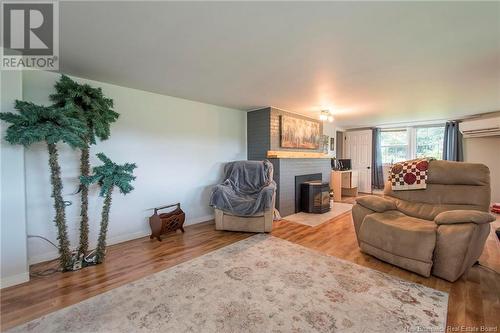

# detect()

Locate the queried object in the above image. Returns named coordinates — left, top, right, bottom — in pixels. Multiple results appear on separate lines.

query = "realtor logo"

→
left=1, top=1, right=59, bottom=70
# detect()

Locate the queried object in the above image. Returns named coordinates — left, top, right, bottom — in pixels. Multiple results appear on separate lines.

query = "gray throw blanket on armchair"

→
left=209, top=160, right=276, bottom=216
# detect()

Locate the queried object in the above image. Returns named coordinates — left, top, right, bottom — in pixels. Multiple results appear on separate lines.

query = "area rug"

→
left=9, top=235, right=448, bottom=333
left=284, top=202, right=353, bottom=227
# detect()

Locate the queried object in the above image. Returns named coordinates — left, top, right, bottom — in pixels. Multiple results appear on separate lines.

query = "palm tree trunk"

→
left=47, top=143, right=72, bottom=271
left=96, top=187, right=113, bottom=264
left=77, top=146, right=90, bottom=256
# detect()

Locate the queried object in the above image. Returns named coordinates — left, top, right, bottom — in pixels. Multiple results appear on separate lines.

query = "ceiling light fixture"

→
left=320, top=109, right=334, bottom=122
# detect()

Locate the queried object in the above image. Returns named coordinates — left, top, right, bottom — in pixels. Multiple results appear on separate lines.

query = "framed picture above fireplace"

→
left=280, top=116, right=320, bottom=149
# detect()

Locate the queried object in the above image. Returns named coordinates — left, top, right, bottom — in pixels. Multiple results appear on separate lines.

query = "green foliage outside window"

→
left=381, top=130, right=408, bottom=164
left=380, top=126, right=445, bottom=164
left=416, top=126, right=445, bottom=160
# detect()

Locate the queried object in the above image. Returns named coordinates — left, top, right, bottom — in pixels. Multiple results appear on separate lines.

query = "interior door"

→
left=344, top=130, right=373, bottom=193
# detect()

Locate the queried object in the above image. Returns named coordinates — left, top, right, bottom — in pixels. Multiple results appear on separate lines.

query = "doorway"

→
left=344, top=130, right=373, bottom=193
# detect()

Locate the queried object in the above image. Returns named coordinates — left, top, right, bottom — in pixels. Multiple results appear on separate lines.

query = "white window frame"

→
left=381, top=124, right=444, bottom=167
left=414, top=124, right=446, bottom=160
left=380, top=128, right=410, bottom=166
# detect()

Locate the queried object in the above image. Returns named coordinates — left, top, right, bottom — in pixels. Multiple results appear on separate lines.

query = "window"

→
left=380, top=129, right=408, bottom=164
left=415, top=126, right=445, bottom=160
left=381, top=125, right=445, bottom=164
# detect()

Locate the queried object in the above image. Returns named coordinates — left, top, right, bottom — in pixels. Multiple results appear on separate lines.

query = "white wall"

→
left=464, top=136, right=500, bottom=203
left=22, top=71, right=247, bottom=264
left=1, top=71, right=29, bottom=288
left=323, top=121, right=342, bottom=158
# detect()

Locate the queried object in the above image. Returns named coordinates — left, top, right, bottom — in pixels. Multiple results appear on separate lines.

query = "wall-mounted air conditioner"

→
left=459, top=116, right=500, bottom=138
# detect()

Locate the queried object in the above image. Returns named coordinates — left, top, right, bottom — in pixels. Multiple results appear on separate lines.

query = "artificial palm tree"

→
left=50, top=75, right=119, bottom=256
left=0, top=101, right=86, bottom=270
left=80, top=153, right=136, bottom=263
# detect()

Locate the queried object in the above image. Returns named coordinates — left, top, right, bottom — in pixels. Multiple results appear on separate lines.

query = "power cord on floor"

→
left=27, top=235, right=59, bottom=250
left=30, top=265, right=61, bottom=277
left=27, top=235, right=62, bottom=277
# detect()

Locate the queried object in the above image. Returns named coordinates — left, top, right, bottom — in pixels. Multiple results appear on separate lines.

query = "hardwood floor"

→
left=273, top=213, right=500, bottom=331
left=0, top=223, right=253, bottom=331
left=1, top=208, right=499, bottom=331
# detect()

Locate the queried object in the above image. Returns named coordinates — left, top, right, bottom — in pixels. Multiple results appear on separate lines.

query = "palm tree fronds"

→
left=82, top=153, right=136, bottom=264
left=0, top=99, right=85, bottom=271
left=81, top=153, right=137, bottom=197
left=50, top=74, right=119, bottom=257
left=50, top=75, right=119, bottom=145
left=1, top=101, right=87, bottom=148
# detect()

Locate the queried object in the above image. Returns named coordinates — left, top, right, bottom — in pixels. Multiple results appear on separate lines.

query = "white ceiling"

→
left=59, top=1, right=500, bottom=128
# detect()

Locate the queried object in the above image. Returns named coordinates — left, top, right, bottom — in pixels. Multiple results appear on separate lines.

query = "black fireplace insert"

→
left=295, top=173, right=322, bottom=213
left=300, top=181, right=331, bottom=214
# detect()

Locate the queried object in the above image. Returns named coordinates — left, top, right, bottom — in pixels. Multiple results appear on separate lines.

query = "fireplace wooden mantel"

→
left=266, top=150, right=330, bottom=159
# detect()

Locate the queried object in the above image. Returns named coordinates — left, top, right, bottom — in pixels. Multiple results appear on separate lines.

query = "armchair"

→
left=352, top=160, right=495, bottom=282
left=209, top=160, right=276, bottom=233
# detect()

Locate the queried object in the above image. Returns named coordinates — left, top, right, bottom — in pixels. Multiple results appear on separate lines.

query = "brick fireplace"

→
left=247, top=107, right=331, bottom=217
left=270, top=159, right=331, bottom=216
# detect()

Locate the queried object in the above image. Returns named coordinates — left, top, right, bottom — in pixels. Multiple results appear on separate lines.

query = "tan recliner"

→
left=211, top=160, right=276, bottom=233
left=352, top=160, right=495, bottom=282
left=214, top=197, right=274, bottom=233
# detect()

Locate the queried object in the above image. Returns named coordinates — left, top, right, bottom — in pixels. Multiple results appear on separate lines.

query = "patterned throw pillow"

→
left=389, top=158, right=432, bottom=191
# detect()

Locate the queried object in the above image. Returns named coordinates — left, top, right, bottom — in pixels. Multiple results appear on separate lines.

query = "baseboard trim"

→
left=0, top=272, right=29, bottom=289
left=28, top=214, right=215, bottom=265
left=185, top=214, right=215, bottom=226
left=28, top=229, right=151, bottom=265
